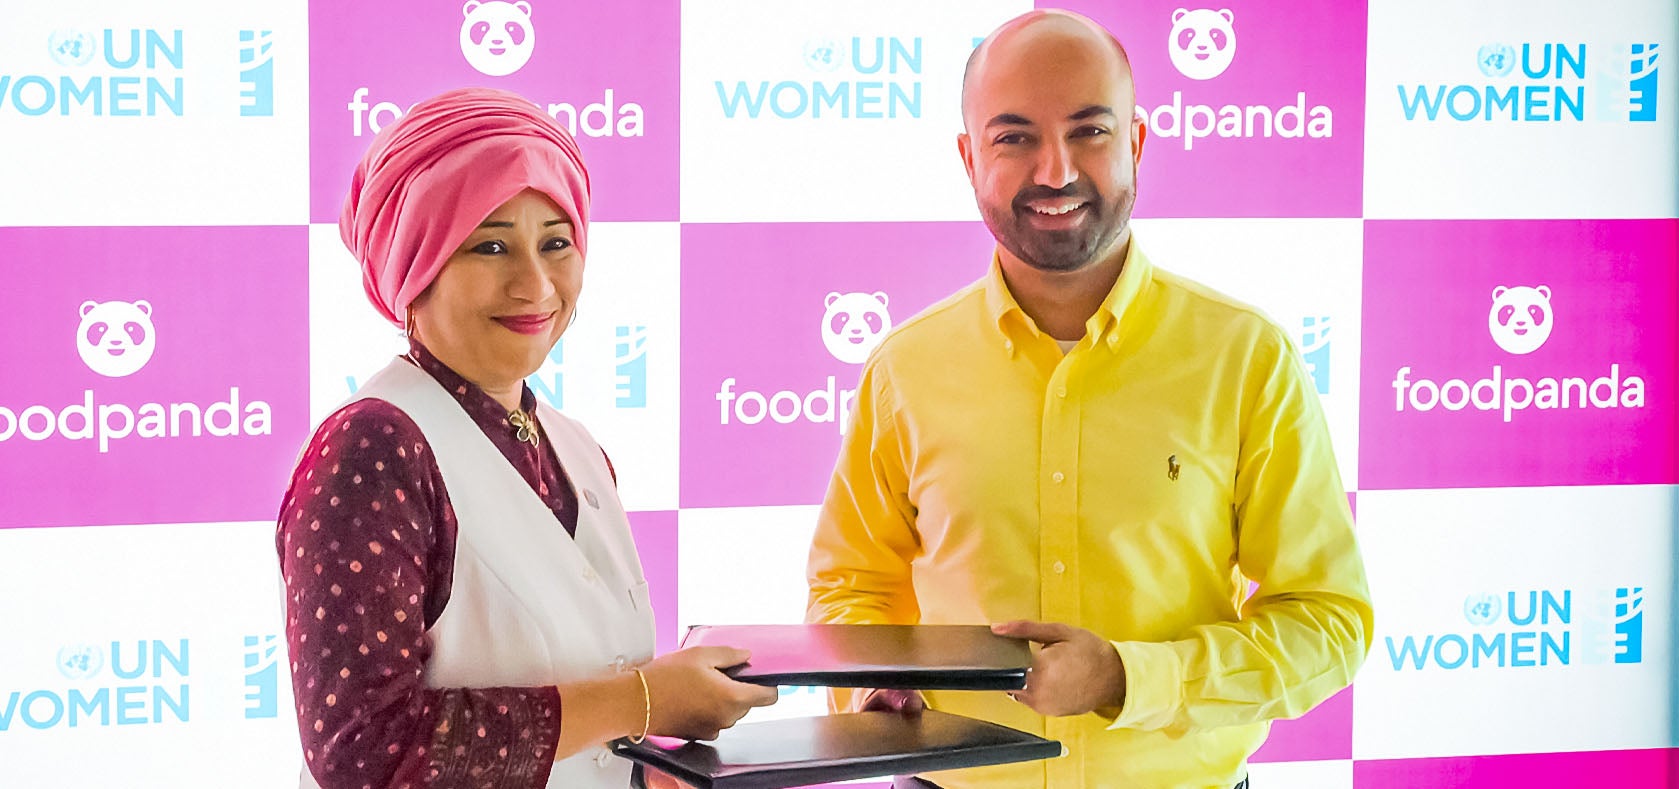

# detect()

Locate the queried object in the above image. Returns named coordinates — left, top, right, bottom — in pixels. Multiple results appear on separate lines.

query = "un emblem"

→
left=57, top=643, right=104, bottom=680
left=1477, top=44, right=1515, bottom=78
left=803, top=38, right=844, bottom=72
left=48, top=30, right=97, bottom=67
left=1463, top=593, right=1502, bottom=626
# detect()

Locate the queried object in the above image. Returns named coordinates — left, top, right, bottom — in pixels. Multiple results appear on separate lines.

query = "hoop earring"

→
left=403, top=310, right=417, bottom=339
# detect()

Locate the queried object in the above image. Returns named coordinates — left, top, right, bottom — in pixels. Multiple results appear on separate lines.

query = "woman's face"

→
left=410, top=188, right=581, bottom=393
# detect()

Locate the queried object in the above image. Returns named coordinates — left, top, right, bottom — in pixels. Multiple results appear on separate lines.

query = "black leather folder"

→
left=683, top=624, right=1031, bottom=690
left=612, top=710, right=1062, bottom=789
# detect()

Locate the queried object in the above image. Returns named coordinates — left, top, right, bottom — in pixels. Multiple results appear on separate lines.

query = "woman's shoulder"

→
left=309, top=396, right=426, bottom=449
left=288, top=397, right=436, bottom=490
left=279, top=396, right=448, bottom=532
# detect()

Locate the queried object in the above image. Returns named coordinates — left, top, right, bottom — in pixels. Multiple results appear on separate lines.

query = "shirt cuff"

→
left=1105, top=640, right=1183, bottom=731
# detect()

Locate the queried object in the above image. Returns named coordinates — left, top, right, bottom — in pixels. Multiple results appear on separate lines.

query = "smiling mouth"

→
left=1030, top=201, right=1087, bottom=216
left=1021, top=200, right=1091, bottom=228
left=495, top=313, right=555, bottom=335
left=1194, top=52, right=1210, bottom=60
left=107, top=347, right=128, bottom=356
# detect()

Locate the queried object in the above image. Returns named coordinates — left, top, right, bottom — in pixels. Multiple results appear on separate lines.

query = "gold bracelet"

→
left=628, top=668, right=651, bottom=744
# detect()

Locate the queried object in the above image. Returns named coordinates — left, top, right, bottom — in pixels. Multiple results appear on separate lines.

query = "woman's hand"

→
left=640, top=646, right=780, bottom=741
left=642, top=766, right=695, bottom=789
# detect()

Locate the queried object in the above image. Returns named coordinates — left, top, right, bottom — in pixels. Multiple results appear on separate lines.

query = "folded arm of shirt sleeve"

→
left=1109, top=327, right=1374, bottom=734
left=806, top=360, right=922, bottom=629
left=805, top=363, right=923, bottom=713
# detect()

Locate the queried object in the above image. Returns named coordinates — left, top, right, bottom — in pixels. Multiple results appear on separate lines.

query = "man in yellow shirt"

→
left=804, top=10, right=1373, bottom=789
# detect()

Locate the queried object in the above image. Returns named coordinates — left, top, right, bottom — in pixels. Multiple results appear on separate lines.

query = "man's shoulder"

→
left=1147, top=264, right=1288, bottom=344
left=869, top=276, right=991, bottom=361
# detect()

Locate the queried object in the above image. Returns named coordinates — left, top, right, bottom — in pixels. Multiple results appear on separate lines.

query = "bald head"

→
left=962, top=10, right=1135, bottom=132
left=954, top=9, right=1145, bottom=279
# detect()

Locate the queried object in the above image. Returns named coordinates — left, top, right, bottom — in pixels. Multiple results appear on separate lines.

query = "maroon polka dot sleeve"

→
left=277, top=345, right=598, bottom=788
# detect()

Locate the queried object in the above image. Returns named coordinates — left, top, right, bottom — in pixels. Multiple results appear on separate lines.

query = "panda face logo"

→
left=77, top=299, right=157, bottom=378
left=822, top=292, right=892, bottom=365
left=459, top=0, right=535, bottom=77
left=1168, top=8, right=1237, bottom=81
left=1487, top=285, right=1554, bottom=355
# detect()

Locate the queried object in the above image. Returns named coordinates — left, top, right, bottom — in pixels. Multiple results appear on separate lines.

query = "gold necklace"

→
left=508, top=409, right=540, bottom=447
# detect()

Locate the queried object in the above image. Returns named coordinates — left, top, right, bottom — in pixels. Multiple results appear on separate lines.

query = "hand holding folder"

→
left=610, top=624, right=1063, bottom=788
left=682, top=623, right=1034, bottom=690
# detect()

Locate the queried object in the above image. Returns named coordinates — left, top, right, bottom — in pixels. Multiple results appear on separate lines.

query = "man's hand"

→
left=990, top=620, right=1126, bottom=717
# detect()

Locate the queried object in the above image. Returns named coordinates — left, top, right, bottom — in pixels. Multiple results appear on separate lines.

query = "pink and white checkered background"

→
left=2, top=1, right=1676, bottom=786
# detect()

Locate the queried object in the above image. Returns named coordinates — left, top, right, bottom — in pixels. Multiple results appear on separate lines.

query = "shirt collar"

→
left=982, top=234, right=1154, bottom=352
left=406, top=339, right=539, bottom=416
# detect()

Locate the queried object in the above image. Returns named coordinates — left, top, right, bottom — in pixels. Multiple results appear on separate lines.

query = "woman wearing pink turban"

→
left=277, top=88, right=775, bottom=789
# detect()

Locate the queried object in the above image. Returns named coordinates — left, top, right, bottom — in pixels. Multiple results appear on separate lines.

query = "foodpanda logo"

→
left=0, top=298, right=273, bottom=453
left=351, top=0, right=643, bottom=140
left=1391, top=285, right=1646, bottom=422
left=1488, top=285, right=1553, bottom=355
left=77, top=299, right=156, bottom=378
left=715, top=292, right=895, bottom=432
left=1145, top=7, right=1333, bottom=150
left=459, top=0, right=535, bottom=77
left=821, top=291, right=892, bottom=365
left=1168, top=8, right=1236, bottom=81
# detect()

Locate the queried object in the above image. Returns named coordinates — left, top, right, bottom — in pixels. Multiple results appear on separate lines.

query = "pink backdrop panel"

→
left=1360, top=219, right=1679, bottom=490
left=308, top=0, right=680, bottom=222
left=628, top=509, right=681, bottom=656
left=679, top=221, right=997, bottom=509
left=1355, top=747, right=1678, bottom=788
left=1051, top=0, right=1367, bottom=218
left=0, top=226, right=310, bottom=529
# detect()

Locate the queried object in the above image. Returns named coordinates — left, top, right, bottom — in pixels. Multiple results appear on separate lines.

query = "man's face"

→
left=960, top=32, right=1143, bottom=273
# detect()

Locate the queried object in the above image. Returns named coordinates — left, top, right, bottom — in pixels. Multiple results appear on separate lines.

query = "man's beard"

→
left=982, top=182, right=1133, bottom=273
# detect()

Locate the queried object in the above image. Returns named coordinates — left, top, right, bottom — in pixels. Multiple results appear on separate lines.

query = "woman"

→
left=277, top=87, right=776, bottom=789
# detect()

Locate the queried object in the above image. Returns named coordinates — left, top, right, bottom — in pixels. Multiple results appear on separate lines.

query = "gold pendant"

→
left=508, top=410, right=540, bottom=447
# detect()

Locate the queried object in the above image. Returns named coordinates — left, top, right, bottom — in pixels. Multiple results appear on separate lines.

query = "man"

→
left=804, top=9, right=1373, bottom=789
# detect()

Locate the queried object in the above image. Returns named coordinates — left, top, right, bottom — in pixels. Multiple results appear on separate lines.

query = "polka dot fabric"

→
left=277, top=342, right=612, bottom=787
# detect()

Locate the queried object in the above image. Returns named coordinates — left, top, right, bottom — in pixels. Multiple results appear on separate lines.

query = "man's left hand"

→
left=990, top=620, right=1126, bottom=717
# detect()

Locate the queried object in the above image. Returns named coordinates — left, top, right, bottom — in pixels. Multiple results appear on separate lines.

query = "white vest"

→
left=300, top=359, right=655, bottom=788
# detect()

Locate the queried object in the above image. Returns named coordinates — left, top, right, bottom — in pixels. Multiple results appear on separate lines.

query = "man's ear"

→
left=958, top=132, right=977, bottom=184
left=1132, top=112, right=1148, bottom=168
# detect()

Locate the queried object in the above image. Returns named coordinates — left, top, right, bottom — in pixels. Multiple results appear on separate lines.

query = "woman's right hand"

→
left=639, top=646, right=779, bottom=741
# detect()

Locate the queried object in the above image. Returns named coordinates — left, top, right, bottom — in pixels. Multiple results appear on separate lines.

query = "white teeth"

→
left=1033, top=203, right=1084, bottom=216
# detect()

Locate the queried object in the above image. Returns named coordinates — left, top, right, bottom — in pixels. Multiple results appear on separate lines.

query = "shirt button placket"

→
left=1039, top=363, right=1080, bottom=630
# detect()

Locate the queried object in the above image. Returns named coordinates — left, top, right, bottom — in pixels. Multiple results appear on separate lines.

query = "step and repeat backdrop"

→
left=2, top=0, right=1676, bottom=786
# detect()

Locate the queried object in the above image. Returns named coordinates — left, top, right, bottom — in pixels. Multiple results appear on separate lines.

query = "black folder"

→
left=612, top=710, right=1062, bottom=789
left=683, top=624, right=1031, bottom=691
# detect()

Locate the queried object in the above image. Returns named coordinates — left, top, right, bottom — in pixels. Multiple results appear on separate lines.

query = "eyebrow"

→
left=984, top=112, right=1032, bottom=129
left=984, top=105, right=1118, bottom=129
left=476, top=219, right=573, bottom=229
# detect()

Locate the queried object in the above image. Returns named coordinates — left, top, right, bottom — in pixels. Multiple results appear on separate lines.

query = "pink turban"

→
left=340, top=87, right=592, bottom=327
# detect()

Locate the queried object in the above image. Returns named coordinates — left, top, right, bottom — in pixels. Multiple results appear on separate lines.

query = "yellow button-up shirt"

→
left=805, top=241, right=1373, bottom=789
